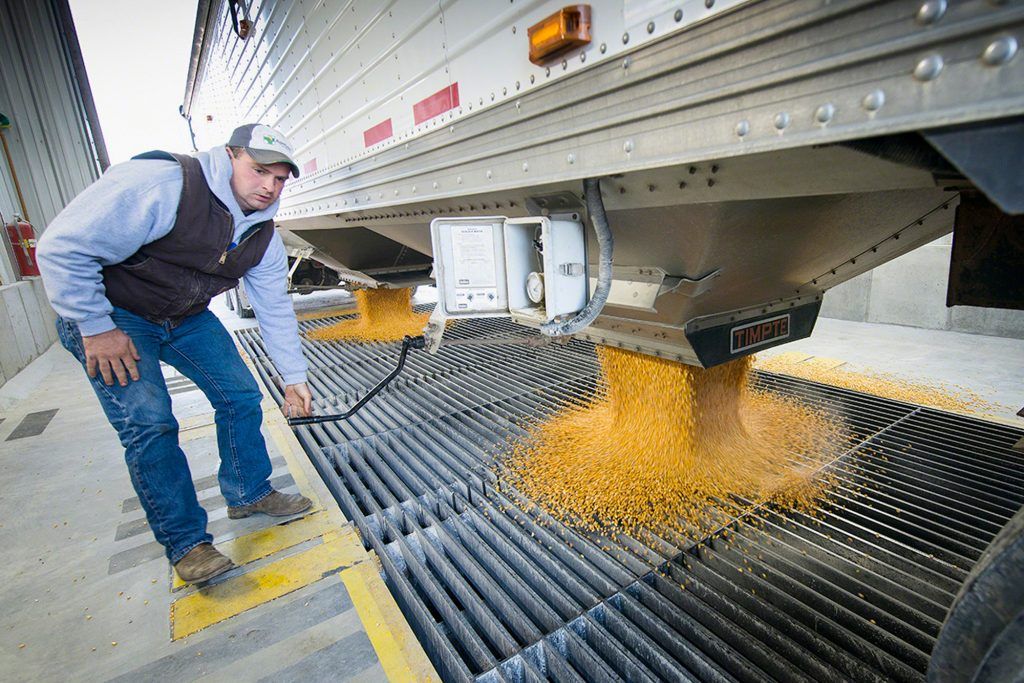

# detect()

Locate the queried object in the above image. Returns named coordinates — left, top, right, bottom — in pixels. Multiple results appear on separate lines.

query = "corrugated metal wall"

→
left=0, top=0, right=105, bottom=384
left=0, top=0, right=104, bottom=261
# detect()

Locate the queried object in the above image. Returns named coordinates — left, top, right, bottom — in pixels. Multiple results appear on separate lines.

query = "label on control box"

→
left=451, top=224, right=497, bottom=288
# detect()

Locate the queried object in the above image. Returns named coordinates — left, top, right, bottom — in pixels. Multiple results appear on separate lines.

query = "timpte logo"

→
left=730, top=314, right=790, bottom=353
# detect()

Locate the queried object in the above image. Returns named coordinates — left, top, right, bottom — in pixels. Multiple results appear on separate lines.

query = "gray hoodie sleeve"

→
left=36, top=160, right=182, bottom=336
left=242, top=233, right=308, bottom=385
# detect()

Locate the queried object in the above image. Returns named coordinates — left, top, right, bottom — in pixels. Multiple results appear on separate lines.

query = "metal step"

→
left=237, top=310, right=1024, bottom=682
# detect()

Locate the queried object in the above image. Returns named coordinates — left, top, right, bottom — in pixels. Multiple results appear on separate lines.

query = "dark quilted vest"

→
left=102, top=151, right=275, bottom=326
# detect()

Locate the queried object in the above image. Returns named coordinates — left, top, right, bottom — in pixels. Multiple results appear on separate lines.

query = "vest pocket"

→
left=121, top=255, right=152, bottom=270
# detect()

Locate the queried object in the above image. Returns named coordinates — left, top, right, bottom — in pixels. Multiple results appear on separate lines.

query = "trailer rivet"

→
left=675, top=9, right=683, bottom=22
left=580, top=52, right=586, bottom=63
left=545, top=67, right=551, bottom=77
left=735, top=119, right=750, bottom=137
left=394, top=189, right=399, bottom=196
left=486, top=170, right=493, bottom=179
left=773, top=112, right=790, bottom=130
left=515, top=80, right=521, bottom=90
left=522, top=162, right=529, bottom=172
left=530, top=74, right=536, bottom=83
left=502, top=87, right=507, bottom=95
left=862, top=89, right=886, bottom=112
left=566, top=153, right=576, bottom=164
left=456, top=176, right=463, bottom=184
left=913, top=55, right=944, bottom=81
left=432, top=182, right=439, bottom=189
left=600, top=42, right=607, bottom=54
left=982, top=37, right=1018, bottom=66
left=623, top=139, right=634, bottom=153
left=814, top=103, right=836, bottom=124
left=705, top=0, right=715, bottom=7
left=647, top=22, right=656, bottom=34
left=622, top=32, right=630, bottom=44
left=916, top=0, right=947, bottom=24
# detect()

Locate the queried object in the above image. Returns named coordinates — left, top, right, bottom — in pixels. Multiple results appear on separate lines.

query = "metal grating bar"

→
left=237, top=312, right=1024, bottom=682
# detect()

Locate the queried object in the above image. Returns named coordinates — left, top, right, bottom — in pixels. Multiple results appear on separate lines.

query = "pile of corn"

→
left=501, top=347, right=846, bottom=538
left=756, top=353, right=993, bottom=414
left=305, top=288, right=429, bottom=343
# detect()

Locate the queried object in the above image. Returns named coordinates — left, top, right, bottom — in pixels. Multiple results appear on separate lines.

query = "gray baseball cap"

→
left=227, top=123, right=300, bottom=177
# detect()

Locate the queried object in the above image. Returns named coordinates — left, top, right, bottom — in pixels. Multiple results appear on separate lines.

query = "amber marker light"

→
left=527, top=5, right=592, bottom=65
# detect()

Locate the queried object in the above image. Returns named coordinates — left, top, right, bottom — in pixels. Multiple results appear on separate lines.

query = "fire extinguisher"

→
left=5, top=216, right=41, bottom=277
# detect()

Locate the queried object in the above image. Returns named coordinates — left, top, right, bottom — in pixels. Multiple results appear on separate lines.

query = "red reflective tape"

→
left=302, top=158, right=318, bottom=174
left=413, top=83, right=459, bottom=125
left=363, top=119, right=393, bottom=147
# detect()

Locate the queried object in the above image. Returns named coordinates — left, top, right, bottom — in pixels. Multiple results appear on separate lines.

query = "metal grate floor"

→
left=237, top=310, right=1024, bottom=683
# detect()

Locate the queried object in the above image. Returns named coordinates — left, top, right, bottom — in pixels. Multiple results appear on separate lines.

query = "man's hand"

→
left=82, top=328, right=141, bottom=387
left=282, top=382, right=312, bottom=418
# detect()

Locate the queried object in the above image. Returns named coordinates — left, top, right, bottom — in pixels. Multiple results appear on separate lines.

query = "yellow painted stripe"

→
left=267, top=421, right=323, bottom=510
left=172, top=511, right=336, bottom=590
left=178, top=423, right=217, bottom=443
left=178, top=414, right=216, bottom=432
left=341, top=560, right=438, bottom=682
left=171, top=527, right=365, bottom=640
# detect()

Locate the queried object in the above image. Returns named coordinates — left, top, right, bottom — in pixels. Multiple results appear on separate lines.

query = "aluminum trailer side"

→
left=184, top=0, right=1023, bottom=364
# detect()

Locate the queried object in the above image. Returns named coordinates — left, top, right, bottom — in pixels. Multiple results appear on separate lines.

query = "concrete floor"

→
left=1, top=286, right=1020, bottom=681
left=758, top=316, right=1024, bottom=421
left=0, top=303, right=434, bottom=682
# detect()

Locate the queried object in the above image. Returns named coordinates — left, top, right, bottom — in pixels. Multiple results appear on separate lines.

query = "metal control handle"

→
left=286, top=335, right=425, bottom=426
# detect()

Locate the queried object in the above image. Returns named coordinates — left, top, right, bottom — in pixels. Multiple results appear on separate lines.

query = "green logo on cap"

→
left=263, top=134, right=276, bottom=145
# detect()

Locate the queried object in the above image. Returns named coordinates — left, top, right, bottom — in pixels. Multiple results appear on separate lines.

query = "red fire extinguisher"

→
left=5, top=216, right=41, bottom=277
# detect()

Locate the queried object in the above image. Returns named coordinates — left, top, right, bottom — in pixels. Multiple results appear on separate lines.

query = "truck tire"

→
left=927, top=505, right=1024, bottom=682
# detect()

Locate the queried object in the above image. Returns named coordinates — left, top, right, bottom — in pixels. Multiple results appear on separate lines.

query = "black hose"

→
left=286, top=335, right=425, bottom=426
left=540, top=177, right=613, bottom=337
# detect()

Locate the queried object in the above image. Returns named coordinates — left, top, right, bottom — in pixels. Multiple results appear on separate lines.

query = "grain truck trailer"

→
left=185, top=1, right=1024, bottom=680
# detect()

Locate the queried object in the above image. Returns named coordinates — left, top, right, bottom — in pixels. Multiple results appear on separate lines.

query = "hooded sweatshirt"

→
left=36, top=146, right=307, bottom=385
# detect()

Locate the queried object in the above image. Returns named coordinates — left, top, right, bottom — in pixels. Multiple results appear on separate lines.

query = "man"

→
left=37, top=124, right=314, bottom=583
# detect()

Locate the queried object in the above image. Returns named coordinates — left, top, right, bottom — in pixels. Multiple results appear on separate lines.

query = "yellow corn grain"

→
left=755, top=354, right=993, bottom=414
left=305, top=288, right=429, bottom=343
left=500, top=347, right=848, bottom=538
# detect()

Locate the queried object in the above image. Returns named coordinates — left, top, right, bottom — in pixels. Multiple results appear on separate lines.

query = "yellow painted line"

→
left=172, top=511, right=336, bottom=590
left=341, top=560, right=438, bottom=682
left=179, top=423, right=217, bottom=443
left=178, top=414, right=216, bottom=431
left=171, top=527, right=365, bottom=640
left=267, top=421, right=323, bottom=510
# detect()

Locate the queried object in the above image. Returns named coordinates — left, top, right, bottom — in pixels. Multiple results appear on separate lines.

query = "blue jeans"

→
left=57, top=307, right=273, bottom=563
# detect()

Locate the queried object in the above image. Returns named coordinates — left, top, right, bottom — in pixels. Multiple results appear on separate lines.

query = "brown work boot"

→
left=174, top=544, right=235, bottom=583
left=227, top=490, right=312, bottom=519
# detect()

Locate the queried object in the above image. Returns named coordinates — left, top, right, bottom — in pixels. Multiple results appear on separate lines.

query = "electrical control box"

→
left=429, top=216, right=588, bottom=324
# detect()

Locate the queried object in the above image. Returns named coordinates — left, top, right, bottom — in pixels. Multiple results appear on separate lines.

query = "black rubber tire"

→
left=928, top=504, right=1024, bottom=682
